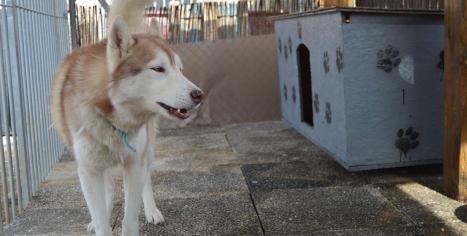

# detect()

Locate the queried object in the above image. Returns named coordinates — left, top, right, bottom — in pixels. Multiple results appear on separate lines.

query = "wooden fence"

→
left=75, top=5, right=107, bottom=47
left=142, top=0, right=321, bottom=44
left=75, top=0, right=320, bottom=46
left=356, top=0, right=444, bottom=9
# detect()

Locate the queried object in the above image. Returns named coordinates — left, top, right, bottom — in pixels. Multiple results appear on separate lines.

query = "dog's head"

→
left=105, top=17, right=203, bottom=121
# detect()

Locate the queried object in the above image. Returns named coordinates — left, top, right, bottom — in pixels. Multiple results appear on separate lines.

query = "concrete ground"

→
left=4, top=121, right=467, bottom=235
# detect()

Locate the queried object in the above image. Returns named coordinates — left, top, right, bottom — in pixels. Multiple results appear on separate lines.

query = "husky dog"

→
left=49, top=0, right=203, bottom=235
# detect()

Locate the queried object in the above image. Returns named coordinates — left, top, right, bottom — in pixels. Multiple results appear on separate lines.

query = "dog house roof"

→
left=273, top=7, right=444, bottom=21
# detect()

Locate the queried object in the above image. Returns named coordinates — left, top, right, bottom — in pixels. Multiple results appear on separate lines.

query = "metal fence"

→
left=0, top=0, right=69, bottom=230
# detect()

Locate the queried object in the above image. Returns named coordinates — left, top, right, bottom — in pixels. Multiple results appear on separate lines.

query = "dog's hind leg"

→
left=122, top=160, right=146, bottom=236
left=142, top=168, right=165, bottom=224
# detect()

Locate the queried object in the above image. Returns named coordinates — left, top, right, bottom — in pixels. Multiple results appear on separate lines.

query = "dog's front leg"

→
left=142, top=167, right=165, bottom=224
left=122, top=160, right=145, bottom=236
left=86, top=170, right=115, bottom=233
left=78, top=167, right=112, bottom=236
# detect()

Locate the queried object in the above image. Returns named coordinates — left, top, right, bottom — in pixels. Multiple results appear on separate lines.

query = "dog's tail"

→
left=50, top=56, right=73, bottom=147
left=108, top=0, right=154, bottom=33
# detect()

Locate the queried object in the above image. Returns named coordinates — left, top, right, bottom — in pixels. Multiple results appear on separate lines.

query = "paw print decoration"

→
left=283, top=84, right=287, bottom=100
left=288, top=36, right=293, bottom=55
left=336, top=47, right=343, bottom=72
left=291, top=86, right=296, bottom=104
left=377, top=45, right=401, bottom=72
left=278, top=38, right=282, bottom=55
left=437, top=50, right=444, bottom=71
left=394, top=127, right=419, bottom=162
left=297, top=21, right=302, bottom=40
left=314, top=93, right=320, bottom=113
left=323, top=51, right=330, bottom=73
left=325, top=103, right=332, bottom=124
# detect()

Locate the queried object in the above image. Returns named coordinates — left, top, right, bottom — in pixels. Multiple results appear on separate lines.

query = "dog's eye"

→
left=151, top=66, right=165, bottom=73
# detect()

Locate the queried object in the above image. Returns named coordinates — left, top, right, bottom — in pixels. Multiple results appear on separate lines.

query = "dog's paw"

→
left=145, top=207, right=165, bottom=225
left=87, top=221, right=95, bottom=233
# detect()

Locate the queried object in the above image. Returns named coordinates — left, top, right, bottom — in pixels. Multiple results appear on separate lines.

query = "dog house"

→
left=274, top=8, right=444, bottom=170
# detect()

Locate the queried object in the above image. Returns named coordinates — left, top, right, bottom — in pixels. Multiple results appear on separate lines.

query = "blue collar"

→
left=120, top=131, right=136, bottom=152
left=111, top=125, right=136, bottom=152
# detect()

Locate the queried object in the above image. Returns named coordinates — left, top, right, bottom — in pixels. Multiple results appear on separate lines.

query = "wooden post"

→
left=443, top=0, right=467, bottom=202
left=68, top=0, right=79, bottom=49
left=338, top=0, right=354, bottom=7
left=319, top=0, right=354, bottom=8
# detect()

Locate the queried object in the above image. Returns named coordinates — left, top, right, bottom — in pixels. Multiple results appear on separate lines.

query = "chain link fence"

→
left=0, top=0, right=69, bottom=230
left=72, top=0, right=444, bottom=127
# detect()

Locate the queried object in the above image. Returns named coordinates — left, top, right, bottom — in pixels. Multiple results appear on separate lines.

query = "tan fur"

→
left=112, top=35, right=175, bottom=82
left=49, top=1, right=203, bottom=234
left=49, top=0, right=173, bottom=148
left=50, top=36, right=174, bottom=148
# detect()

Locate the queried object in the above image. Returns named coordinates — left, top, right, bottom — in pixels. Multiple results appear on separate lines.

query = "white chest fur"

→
left=73, top=121, right=148, bottom=171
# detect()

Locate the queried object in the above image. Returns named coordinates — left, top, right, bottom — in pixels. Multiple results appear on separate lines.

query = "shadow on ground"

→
left=4, top=121, right=467, bottom=235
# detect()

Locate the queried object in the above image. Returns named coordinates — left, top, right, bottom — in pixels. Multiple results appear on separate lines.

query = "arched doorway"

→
left=297, top=44, right=313, bottom=126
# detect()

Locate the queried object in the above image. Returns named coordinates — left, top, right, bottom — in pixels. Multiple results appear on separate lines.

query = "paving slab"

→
left=151, top=165, right=249, bottom=200
left=224, top=120, right=291, bottom=132
left=252, top=186, right=413, bottom=235
left=226, top=125, right=324, bottom=157
left=377, top=181, right=467, bottom=226
left=28, top=180, right=125, bottom=211
left=267, top=226, right=422, bottom=236
left=158, top=124, right=226, bottom=137
left=27, top=182, right=87, bottom=209
left=151, top=149, right=238, bottom=172
left=358, top=164, right=442, bottom=184
left=3, top=208, right=90, bottom=236
left=155, top=132, right=233, bottom=156
left=416, top=222, right=467, bottom=236
left=44, top=159, right=79, bottom=183
left=232, top=153, right=314, bottom=166
left=113, top=193, right=263, bottom=236
left=241, top=161, right=364, bottom=191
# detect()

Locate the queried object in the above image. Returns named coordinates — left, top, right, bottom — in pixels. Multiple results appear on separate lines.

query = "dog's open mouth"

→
left=157, top=102, right=192, bottom=119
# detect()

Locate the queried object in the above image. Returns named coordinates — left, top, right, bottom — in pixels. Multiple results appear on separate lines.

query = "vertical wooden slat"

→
left=338, top=0, right=354, bottom=7
left=443, top=0, right=467, bottom=202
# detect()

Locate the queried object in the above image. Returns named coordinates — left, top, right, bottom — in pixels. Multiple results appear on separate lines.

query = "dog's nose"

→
left=190, top=90, right=204, bottom=104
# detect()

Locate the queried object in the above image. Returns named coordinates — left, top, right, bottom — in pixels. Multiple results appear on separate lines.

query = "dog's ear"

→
left=107, top=16, right=135, bottom=73
left=147, top=18, right=162, bottom=38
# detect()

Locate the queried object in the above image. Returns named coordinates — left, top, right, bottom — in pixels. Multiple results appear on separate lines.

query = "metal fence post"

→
left=11, top=0, right=30, bottom=209
left=69, top=0, right=78, bottom=48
